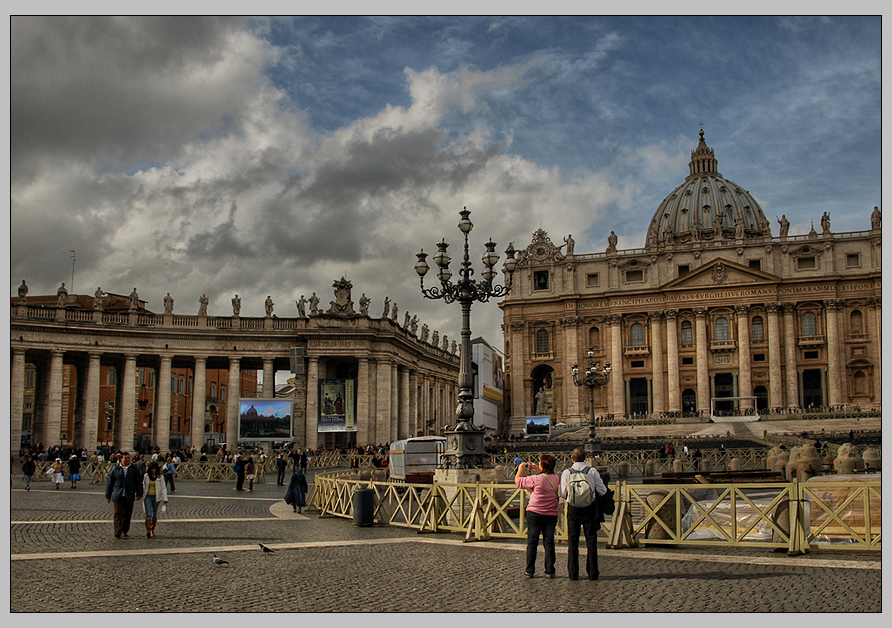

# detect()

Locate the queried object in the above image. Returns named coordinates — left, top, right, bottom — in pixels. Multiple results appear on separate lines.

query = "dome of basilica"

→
left=646, top=130, right=771, bottom=247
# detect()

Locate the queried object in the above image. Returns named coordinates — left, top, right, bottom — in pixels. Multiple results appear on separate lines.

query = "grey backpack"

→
left=567, top=467, right=593, bottom=507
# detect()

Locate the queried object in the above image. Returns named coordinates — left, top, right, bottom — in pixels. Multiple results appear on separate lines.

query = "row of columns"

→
left=541, top=299, right=881, bottom=420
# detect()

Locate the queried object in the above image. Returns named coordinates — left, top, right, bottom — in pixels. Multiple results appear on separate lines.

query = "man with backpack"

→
left=559, top=448, right=607, bottom=581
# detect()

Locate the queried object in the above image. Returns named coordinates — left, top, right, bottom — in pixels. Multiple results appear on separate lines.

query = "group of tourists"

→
left=515, top=448, right=608, bottom=581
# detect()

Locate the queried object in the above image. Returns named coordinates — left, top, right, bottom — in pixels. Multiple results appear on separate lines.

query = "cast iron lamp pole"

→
left=571, top=348, right=612, bottom=457
left=415, top=207, right=517, bottom=468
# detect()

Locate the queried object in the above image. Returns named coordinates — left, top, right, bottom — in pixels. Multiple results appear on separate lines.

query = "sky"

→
left=8, top=16, right=883, bottom=375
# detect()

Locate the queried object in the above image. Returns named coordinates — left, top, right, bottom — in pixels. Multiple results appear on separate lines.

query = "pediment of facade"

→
left=662, top=258, right=780, bottom=291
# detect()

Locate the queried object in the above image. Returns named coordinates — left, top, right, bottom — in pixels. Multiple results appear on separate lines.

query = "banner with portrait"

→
left=318, top=378, right=357, bottom=432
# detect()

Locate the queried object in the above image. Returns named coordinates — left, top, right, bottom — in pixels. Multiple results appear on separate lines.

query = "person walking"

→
left=67, top=454, right=81, bottom=489
left=245, top=457, right=256, bottom=492
left=48, top=457, right=64, bottom=489
left=233, top=454, right=246, bottom=491
left=276, top=453, right=288, bottom=486
left=163, top=456, right=177, bottom=493
left=21, top=455, right=35, bottom=492
left=142, top=461, right=169, bottom=538
left=515, top=453, right=561, bottom=578
left=105, top=452, right=143, bottom=538
left=284, top=467, right=309, bottom=513
left=560, top=448, right=607, bottom=581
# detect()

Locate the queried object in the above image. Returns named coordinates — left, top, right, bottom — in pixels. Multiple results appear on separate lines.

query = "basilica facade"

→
left=499, top=131, right=881, bottom=432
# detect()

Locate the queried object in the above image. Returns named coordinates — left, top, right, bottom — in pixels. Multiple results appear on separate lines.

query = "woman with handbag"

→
left=142, top=461, right=169, bottom=538
left=515, top=453, right=560, bottom=579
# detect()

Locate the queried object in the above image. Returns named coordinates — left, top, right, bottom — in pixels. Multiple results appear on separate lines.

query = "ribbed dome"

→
left=646, top=130, right=770, bottom=247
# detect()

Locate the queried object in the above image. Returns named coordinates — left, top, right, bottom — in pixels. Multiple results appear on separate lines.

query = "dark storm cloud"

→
left=11, top=16, right=271, bottom=182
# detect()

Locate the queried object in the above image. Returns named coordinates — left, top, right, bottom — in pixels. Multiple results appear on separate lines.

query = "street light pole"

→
left=415, top=207, right=517, bottom=469
left=571, top=348, right=612, bottom=457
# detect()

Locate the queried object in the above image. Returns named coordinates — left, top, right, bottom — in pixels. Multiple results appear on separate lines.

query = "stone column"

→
left=608, top=314, right=624, bottom=416
left=390, top=362, right=400, bottom=443
left=868, top=298, right=881, bottom=407
left=305, top=357, right=319, bottom=450
left=82, top=352, right=102, bottom=451
left=408, top=369, right=418, bottom=437
left=736, top=305, right=753, bottom=410
left=399, top=366, right=410, bottom=440
left=766, top=304, right=783, bottom=408
left=562, top=317, right=581, bottom=418
left=262, top=357, right=275, bottom=399
left=191, top=356, right=207, bottom=452
left=118, top=355, right=137, bottom=451
left=825, top=300, right=842, bottom=407
left=782, top=303, right=800, bottom=408
left=226, top=356, right=241, bottom=451
left=694, top=308, right=710, bottom=413
left=665, top=310, right=681, bottom=412
left=10, top=348, right=26, bottom=455
left=375, top=359, right=392, bottom=445
left=155, top=355, right=173, bottom=450
left=649, top=311, right=665, bottom=415
left=45, top=349, right=65, bottom=447
left=509, top=321, right=526, bottom=421
left=356, top=357, right=370, bottom=447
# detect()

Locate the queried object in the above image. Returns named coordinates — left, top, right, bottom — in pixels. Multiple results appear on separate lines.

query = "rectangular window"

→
left=678, top=264, right=690, bottom=276
left=107, top=368, right=117, bottom=386
left=681, top=326, right=693, bottom=346
left=748, top=259, right=762, bottom=270
left=533, top=270, right=549, bottom=290
left=626, top=269, right=644, bottom=283
left=804, top=350, right=819, bottom=360
left=846, top=253, right=861, bottom=268
left=798, top=256, right=816, bottom=270
left=681, top=356, right=694, bottom=365
left=25, top=371, right=35, bottom=388
left=753, top=353, right=766, bottom=362
left=221, top=387, right=227, bottom=402
left=631, top=360, right=645, bottom=368
left=586, top=273, right=599, bottom=287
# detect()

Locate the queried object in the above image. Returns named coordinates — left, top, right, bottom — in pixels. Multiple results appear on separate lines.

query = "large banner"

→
left=318, top=378, right=357, bottom=432
left=239, top=399, right=293, bottom=439
left=473, top=343, right=503, bottom=431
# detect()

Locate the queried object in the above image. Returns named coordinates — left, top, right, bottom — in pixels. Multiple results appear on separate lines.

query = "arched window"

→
left=850, top=310, right=863, bottom=334
left=751, top=316, right=764, bottom=341
left=802, top=312, right=817, bottom=337
left=715, top=317, right=730, bottom=341
left=536, top=329, right=549, bottom=353
left=589, top=327, right=601, bottom=352
left=681, top=320, right=693, bottom=346
left=630, top=322, right=645, bottom=346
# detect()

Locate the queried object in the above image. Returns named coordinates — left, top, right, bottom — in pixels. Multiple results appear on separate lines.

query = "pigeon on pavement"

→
left=213, top=554, right=229, bottom=566
left=259, top=543, right=275, bottom=554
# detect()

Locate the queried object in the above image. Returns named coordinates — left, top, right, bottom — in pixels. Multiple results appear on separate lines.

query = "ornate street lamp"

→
left=571, top=348, right=612, bottom=457
left=415, top=207, right=517, bottom=468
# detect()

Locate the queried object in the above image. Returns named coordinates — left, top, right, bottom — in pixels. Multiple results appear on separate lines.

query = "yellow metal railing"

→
left=308, top=473, right=880, bottom=554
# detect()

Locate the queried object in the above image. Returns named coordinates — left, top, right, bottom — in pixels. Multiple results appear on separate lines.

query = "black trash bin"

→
left=352, top=488, right=375, bottom=527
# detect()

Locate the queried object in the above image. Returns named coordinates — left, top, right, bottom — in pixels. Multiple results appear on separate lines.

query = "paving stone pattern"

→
left=10, top=476, right=882, bottom=613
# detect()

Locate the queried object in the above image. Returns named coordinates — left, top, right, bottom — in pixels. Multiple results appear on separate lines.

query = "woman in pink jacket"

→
left=515, top=453, right=560, bottom=578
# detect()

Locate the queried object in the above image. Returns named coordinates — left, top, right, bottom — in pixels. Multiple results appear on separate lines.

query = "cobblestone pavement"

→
left=9, top=475, right=882, bottom=613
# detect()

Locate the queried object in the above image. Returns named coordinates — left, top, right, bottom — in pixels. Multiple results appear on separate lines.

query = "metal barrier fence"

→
left=308, top=473, right=880, bottom=553
left=87, top=462, right=267, bottom=484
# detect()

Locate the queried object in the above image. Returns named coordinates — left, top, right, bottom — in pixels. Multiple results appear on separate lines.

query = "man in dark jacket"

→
left=276, top=453, right=288, bottom=486
left=234, top=454, right=246, bottom=491
left=105, top=452, right=143, bottom=538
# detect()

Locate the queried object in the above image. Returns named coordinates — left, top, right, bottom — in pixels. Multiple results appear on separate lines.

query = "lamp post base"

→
left=438, top=423, right=492, bottom=469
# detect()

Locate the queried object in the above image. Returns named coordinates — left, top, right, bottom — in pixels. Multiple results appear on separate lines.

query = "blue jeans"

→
left=525, top=511, right=558, bottom=576
left=144, top=495, right=159, bottom=520
left=23, top=474, right=32, bottom=490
